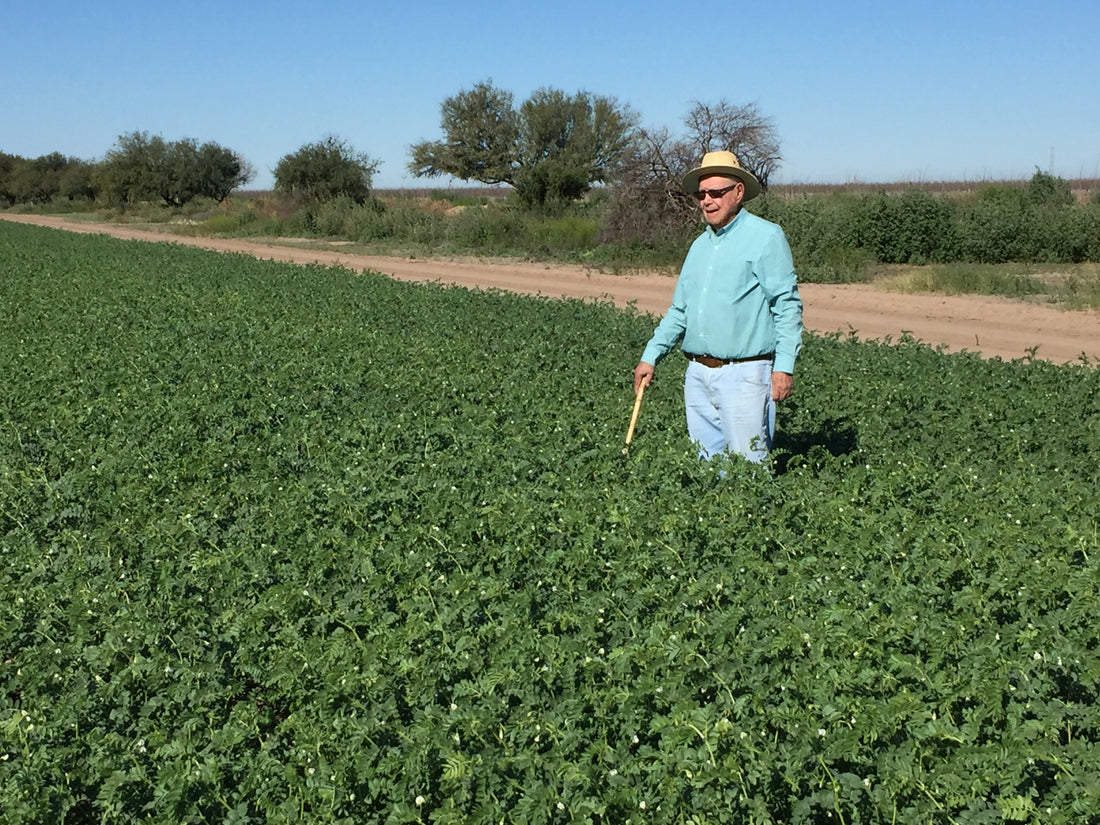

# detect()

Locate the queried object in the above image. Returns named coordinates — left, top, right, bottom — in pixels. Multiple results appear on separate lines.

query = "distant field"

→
left=316, top=178, right=1100, bottom=202
left=765, top=177, right=1100, bottom=199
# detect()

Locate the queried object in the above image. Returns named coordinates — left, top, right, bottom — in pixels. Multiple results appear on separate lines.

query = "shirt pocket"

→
left=711, top=258, right=758, bottom=304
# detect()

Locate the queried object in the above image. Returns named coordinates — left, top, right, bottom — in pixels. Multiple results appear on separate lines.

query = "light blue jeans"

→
left=683, top=359, right=775, bottom=463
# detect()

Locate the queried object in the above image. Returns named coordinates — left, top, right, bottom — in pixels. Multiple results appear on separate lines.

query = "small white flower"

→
left=639, top=801, right=647, bottom=810
left=557, top=802, right=565, bottom=811
left=818, top=728, right=827, bottom=737
left=415, top=795, right=425, bottom=806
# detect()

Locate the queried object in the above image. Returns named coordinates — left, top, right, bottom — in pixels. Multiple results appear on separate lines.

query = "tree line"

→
left=3, top=79, right=1098, bottom=271
left=1, top=79, right=778, bottom=213
left=0, top=134, right=254, bottom=208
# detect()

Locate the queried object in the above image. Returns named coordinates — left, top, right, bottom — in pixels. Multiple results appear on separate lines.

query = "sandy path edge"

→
left=4, top=213, right=1098, bottom=364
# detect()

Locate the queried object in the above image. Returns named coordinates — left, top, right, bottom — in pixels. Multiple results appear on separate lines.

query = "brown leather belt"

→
left=685, top=352, right=774, bottom=368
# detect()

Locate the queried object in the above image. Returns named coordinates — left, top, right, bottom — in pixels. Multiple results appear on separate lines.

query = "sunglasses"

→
left=694, top=183, right=740, bottom=200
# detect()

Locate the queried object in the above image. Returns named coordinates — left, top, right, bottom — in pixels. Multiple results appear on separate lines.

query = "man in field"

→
left=633, top=151, right=803, bottom=463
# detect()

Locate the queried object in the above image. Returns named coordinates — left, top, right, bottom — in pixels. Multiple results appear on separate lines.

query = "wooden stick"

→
left=625, top=383, right=646, bottom=447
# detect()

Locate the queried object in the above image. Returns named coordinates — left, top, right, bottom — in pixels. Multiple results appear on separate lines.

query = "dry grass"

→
left=873, top=261, right=1100, bottom=308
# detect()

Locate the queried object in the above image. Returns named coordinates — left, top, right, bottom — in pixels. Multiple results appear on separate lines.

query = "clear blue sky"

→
left=5, top=0, right=1099, bottom=190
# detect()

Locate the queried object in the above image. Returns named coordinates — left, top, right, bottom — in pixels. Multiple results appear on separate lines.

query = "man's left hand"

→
left=772, top=371, right=794, bottom=401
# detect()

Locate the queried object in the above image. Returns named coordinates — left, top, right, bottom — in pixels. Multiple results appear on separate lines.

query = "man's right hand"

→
left=633, top=361, right=654, bottom=395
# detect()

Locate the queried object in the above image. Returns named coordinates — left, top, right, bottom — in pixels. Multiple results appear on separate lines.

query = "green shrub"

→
left=755, top=194, right=873, bottom=282
left=812, top=244, right=876, bottom=283
left=235, top=214, right=286, bottom=238
left=1085, top=204, right=1100, bottom=262
left=273, top=136, right=377, bottom=204
left=757, top=175, right=1097, bottom=274
left=582, top=237, right=689, bottom=273
left=1025, top=168, right=1075, bottom=207
left=858, top=188, right=959, bottom=264
left=447, top=205, right=529, bottom=252
left=312, top=194, right=361, bottom=236
left=341, top=202, right=390, bottom=241
left=381, top=200, right=446, bottom=245
left=200, top=214, right=239, bottom=234
left=538, top=215, right=597, bottom=251
left=956, top=186, right=1030, bottom=262
left=1030, top=205, right=1093, bottom=263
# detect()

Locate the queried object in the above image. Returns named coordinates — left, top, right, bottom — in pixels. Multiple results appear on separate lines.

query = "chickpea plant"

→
left=1, top=222, right=1098, bottom=824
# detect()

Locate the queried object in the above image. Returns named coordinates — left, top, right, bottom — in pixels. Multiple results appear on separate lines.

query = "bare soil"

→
left=5, top=213, right=1099, bottom=364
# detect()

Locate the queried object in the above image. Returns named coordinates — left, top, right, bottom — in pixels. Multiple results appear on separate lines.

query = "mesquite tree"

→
left=600, top=100, right=782, bottom=245
left=409, top=79, right=637, bottom=205
left=96, top=132, right=253, bottom=207
left=274, top=136, right=379, bottom=205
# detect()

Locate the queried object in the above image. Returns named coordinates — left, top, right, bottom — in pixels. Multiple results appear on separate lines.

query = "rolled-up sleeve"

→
left=640, top=274, right=689, bottom=366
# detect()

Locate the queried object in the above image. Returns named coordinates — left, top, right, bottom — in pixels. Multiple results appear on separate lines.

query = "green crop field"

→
left=1, top=221, right=1098, bottom=824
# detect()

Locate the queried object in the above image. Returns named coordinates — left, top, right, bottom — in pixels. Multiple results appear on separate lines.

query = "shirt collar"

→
left=707, top=207, right=745, bottom=237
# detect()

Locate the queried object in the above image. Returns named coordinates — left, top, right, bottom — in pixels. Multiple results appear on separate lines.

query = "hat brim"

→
left=682, top=166, right=762, bottom=201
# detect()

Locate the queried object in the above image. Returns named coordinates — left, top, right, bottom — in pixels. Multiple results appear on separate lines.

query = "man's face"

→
left=695, top=174, right=745, bottom=230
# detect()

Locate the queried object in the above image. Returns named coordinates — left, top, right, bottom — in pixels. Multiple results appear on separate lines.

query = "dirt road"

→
left=4, top=213, right=1098, bottom=364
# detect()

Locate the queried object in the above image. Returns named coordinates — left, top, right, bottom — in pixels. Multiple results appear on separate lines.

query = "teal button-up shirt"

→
left=641, top=208, right=803, bottom=374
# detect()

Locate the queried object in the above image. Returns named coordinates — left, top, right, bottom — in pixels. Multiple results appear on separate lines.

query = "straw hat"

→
left=682, top=150, right=761, bottom=201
